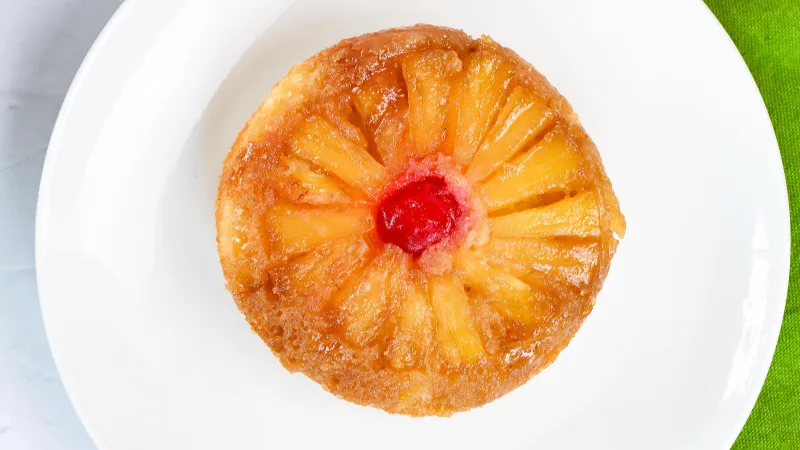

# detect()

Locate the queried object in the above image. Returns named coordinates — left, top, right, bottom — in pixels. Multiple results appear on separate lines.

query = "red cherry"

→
left=375, top=176, right=464, bottom=257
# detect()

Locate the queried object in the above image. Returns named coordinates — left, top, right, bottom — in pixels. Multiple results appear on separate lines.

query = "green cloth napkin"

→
left=703, top=1, right=800, bottom=448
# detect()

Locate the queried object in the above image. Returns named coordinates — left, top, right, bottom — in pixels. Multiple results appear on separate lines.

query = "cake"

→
left=216, top=25, right=625, bottom=416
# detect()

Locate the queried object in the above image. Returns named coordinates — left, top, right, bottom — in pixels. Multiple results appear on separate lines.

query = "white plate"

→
left=36, top=0, right=790, bottom=449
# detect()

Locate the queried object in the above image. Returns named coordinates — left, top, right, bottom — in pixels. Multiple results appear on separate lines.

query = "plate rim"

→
left=691, top=4, right=790, bottom=447
left=35, top=0, right=791, bottom=448
left=34, top=0, right=137, bottom=444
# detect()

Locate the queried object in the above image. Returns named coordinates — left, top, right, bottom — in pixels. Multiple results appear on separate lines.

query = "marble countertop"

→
left=0, top=0, right=124, bottom=448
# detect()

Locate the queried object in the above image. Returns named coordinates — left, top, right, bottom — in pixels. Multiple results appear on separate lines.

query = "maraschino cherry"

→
left=375, top=176, right=464, bottom=257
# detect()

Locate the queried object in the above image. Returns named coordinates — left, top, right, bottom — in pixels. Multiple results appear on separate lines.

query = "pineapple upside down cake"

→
left=216, top=25, right=625, bottom=416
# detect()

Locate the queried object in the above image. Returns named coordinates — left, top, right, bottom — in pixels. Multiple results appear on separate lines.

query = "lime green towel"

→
left=703, top=1, right=800, bottom=448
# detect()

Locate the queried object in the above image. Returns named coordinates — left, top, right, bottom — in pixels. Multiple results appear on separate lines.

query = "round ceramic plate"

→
left=36, top=0, right=790, bottom=449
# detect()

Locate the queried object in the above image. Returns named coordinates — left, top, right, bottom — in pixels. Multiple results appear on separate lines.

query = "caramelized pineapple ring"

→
left=217, top=25, right=624, bottom=417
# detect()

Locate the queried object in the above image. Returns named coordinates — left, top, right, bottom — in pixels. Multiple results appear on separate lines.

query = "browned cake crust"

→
left=216, top=25, right=625, bottom=416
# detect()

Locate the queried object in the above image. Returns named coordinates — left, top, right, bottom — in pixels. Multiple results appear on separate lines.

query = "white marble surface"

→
left=0, top=0, right=123, bottom=448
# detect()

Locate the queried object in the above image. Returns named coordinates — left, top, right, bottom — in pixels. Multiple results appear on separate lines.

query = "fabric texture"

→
left=703, top=1, right=800, bottom=448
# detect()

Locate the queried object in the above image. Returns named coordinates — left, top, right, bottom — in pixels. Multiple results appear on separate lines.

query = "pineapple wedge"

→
left=387, top=274, right=434, bottom=369
left=429, top=275, right=485, bottom=365
left=489, top=191, right=601, bottom=238
left=485, top=238, right=600, bottom=290
left=353, top=70, right=410, bottom=167
left=337, top=249, right=409, bottom=347
left=402, top=50, right=462, bottom=156
left=466, top=86, right=553, bottom=182
left=451, top=51, right=515, bottom=164
left=353, top=70, right=406, bottom=127
left=217, top=200, right=266, bottom=292
left=442, top=68, right=464, bottom=155
left=264, top=205, right=373, bottom=259
left=479, top=126, right=585, bottom=212
left=325, top=111, right=370, bottom=150
left=281, top=157, right=350, bottom=205
left=373, top=108, right=409, bottom=168
left=455, top=251, right=551, bottom=325
left=290, top=116, right=386, bottom=196
left=270, top=235, right=370, bottom=304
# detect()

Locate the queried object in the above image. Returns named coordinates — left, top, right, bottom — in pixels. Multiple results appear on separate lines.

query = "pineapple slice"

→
left=353, top=70, right=406, bottom=127
left=325, top=110, right=370, bottom=150
left=387, top=273, right=434, bottom=369
left=402, top=50, right=462, bottom=156
left=353, top=70, right=410, bottom=167
left=289, top=116, right=387, bottom=196
left=264, top=205, right=373, bottom=259
left=217, top=200, right=267, bottom=292
left=517, top=267, right=576, bottom=302
left=599, top=182, right=626, bottom=238
left=270, top=235, right=370, bottom=304
left=485, top=238, right=600, bottom=290
left=429, top=275, right=485, bottom=365
left=337, top=248, right=409, bottom=347
left=281, top=157, right=350, bottom=205
left=373, top=108, right=409, bottom=169
left=579, top=137, right=627, bottom=238
left=442, top=68, right=465, bottom=154
left=489, top=191, right=600, bottom=238
left=455, top=250, right=551, bottom=325
left=479, top=126, right=585, bottom=212
left=452, top=51, right=515, bottom=164
left=466, top=86, right=553, bottom=182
